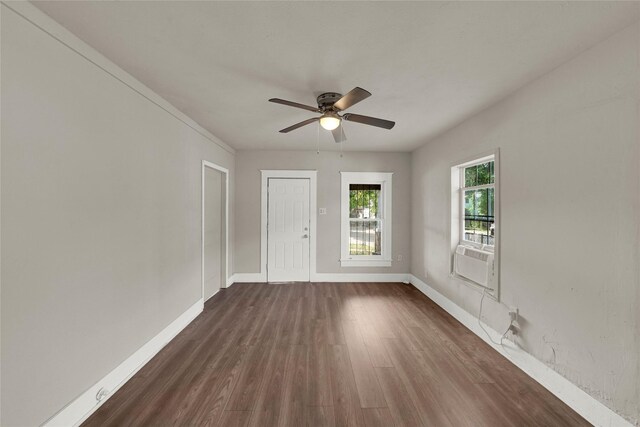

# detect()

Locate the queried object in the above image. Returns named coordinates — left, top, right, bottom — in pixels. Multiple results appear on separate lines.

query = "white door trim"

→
left=261, top=170, right=317, bottom=282
left=202, top=160, right=230, bottom=301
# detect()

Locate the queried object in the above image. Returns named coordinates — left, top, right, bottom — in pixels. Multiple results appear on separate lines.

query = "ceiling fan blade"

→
left=332, top=126, right=347, bottom=143
left=342, top=113, right=395, bottom=130
left=279, top=117, right=319, bottom=133
left=269, top=98, right=321, bottom=113
left=333, top=87, right=371, bottom=111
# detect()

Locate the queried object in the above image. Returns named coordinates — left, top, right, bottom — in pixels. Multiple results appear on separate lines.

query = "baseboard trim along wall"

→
left=43, top=299, right=204, bottom=427
left=230, top=272, right=409, bottom=283
left=407, top=274, right=632, bottom=427
left=226, top=275, right=236, bottom=287
left=230, top=272, right=266, bottom=283
left=313, top=273, right=409, bottom=283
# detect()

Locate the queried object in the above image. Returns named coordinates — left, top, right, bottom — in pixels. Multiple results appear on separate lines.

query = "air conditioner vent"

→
left=454, top=245, right=494, bottom=287
left=464, top=247, right=490, bottom=262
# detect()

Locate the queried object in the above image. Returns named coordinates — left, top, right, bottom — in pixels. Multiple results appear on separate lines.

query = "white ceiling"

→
left=33, top=1, right=639, bottom=152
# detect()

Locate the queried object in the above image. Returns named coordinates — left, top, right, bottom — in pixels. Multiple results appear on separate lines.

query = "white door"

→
left=267, top=178, right=310, bottom=282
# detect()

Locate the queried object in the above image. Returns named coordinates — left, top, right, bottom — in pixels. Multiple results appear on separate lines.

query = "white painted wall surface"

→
left=411, top=23, right=640, bottom=424
left=235, top=150, right=411, bottom=275
left=0, top=5, right=235, bottom=426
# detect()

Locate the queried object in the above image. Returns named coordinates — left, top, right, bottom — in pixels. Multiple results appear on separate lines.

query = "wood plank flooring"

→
left=83, top=283, right=590, bottom=427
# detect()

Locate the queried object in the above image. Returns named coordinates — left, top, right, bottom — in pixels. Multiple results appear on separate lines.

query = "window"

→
left=340, top=172, right=392, bottom=267
left=450, top=151, right=500, bottom=298
left=461, top=159, right=495, bottom=247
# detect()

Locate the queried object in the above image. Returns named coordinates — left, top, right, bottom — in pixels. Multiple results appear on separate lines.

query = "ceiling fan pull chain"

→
left=316, top=121, right=320, bottom=154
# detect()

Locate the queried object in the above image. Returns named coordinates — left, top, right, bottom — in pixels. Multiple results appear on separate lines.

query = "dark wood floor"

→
left=83, top=282, right=589, bottom=427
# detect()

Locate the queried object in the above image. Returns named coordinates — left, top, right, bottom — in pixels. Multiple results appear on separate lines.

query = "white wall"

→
left=235, top=150, right=411, bottom=276
left=0, top=4, right=235, bottom=426
left=411, top=22, right=640, bottom=424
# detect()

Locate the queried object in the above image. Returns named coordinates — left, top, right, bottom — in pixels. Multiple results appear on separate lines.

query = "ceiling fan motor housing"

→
left=317, top=92, right=342, bottom=110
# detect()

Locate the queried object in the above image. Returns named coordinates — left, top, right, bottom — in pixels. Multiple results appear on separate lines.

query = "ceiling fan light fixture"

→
left=320, top=114, right=341, bottom=131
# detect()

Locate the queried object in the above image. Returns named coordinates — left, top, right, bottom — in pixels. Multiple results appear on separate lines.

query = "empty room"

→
left=1, top=1, right=639, bottom=426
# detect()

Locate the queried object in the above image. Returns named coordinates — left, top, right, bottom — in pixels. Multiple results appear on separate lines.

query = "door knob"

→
left=302, top=234, right=309, bottom=239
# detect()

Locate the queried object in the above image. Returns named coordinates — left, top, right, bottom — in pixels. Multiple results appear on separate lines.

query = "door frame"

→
left=202, top=160, right=230, bottom=301
left=261, top=170, right=317, bottom=282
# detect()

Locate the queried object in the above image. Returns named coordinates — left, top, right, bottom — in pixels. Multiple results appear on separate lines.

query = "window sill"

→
left=340, top=259, right=392, bottom=268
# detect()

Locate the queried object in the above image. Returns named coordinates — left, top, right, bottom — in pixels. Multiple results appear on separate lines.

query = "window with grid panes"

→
left=461, top=159, right=495, bottom=247
left=340, top=172, right=392, bottom=267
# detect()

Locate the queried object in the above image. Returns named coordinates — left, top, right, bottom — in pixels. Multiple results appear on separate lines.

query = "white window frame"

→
left=340, top=172, right=393, bottom=267
left=449, top=149, right=500, bottom=299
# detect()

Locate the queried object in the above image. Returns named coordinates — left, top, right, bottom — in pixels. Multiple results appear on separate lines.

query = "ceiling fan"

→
left=269, top=87, right=395, bottom=143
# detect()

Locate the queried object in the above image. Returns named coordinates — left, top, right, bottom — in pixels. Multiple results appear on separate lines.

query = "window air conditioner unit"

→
left=454, top=245, right=494, bottom=288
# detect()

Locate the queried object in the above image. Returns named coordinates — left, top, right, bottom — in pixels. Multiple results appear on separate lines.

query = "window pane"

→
left=476, top=162, right=491, bottom=185
left=464, top=165, right=477, bottom=187
left=464, top=161, right=495, bottom=187
left=490, top=161, right=495, bottom=184
left=349, top=184, right=381, bottom=219
left=464, top=188, right=495, bottom=245
left=349, top=220, right=381, bottom=255
left=464, top=190, right=475, bottom=217
left=478, top=187, right=488, bottom=214
left=488, top=187, right=494, bottom=217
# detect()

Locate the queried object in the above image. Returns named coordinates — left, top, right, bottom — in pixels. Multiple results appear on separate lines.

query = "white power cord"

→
left=478, top=288, right=512, bottom=346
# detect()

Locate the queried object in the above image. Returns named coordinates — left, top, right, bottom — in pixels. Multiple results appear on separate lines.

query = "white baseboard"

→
left=312, top=273, right=409, bottom=283
left=231, top=272, right=266, bottom=283
left=407, top=274, right=632, bottom=427
left=230, top=272, right=410, bottom=284
left=226, top=275, right=236, bottom=287
left=43, top=299, right=204, bottom=427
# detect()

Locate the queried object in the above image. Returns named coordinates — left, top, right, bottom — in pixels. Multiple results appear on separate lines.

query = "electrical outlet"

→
left=509, top=308, right=519, bottom=323
left=397, top=254, right=403, bottom=262
left=319, top=208, right=327, bottom=215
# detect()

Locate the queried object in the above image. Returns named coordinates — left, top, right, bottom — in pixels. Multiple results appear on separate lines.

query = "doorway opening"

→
left=202, top=161, right=229, bottom=301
